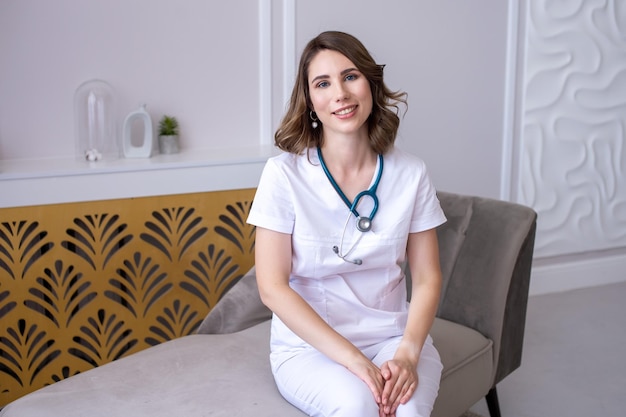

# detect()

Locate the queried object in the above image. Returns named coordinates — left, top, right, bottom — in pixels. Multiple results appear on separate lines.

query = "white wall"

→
left=0, top=0, right=263, bottom=159
left=294, top=1, right=509, bottom=199
left=514, top=0, right=626, bottom=294
left=0, top=0, right=508, bottom=199
left=516, top=0, right=626, bottom=258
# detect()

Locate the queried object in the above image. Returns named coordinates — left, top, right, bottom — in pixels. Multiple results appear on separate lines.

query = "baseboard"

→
left=529, top=252, right=626, bottom=296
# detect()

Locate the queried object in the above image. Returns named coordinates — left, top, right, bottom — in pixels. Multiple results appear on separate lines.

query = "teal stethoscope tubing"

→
left=317, top=147, right=383, bottom=232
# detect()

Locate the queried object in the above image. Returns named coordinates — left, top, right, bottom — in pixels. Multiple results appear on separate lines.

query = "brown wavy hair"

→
left=274, top=31, right=407, bottom=155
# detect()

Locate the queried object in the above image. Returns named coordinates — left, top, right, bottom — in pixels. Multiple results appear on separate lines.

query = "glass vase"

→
left=74, top=79, right=118, bottom=161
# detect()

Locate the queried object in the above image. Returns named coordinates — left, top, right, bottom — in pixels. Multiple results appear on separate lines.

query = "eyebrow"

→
left=310, top=67, right=359, bottom=84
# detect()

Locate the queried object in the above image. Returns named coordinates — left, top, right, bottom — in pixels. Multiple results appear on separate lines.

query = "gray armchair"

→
left=428, top=192, right=537, bottom=417
left=0, top=192, right=536, bottom=417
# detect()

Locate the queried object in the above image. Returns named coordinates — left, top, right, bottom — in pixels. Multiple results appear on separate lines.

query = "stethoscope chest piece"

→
left=356, top=216, right=372, bottom=232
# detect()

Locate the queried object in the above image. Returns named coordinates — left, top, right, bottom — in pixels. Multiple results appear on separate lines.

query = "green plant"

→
left=158, top=115, right=179, bottom=136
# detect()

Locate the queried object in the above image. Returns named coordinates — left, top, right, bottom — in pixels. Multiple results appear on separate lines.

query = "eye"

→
left=345, top=73, right=358, bottom=81
left=316, top=80, right=330, bottom=88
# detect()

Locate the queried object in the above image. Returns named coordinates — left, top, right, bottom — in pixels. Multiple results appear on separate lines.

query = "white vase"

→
left=123, top=104, right=153, bottom=158
left=159, top=135, right=180, bottom=154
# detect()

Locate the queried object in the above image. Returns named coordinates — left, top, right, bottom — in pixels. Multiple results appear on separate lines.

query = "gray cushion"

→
left=431, top=317, right=493, bottom=417
left=0, top=322, right=305, bottom=417
left=196, top=266, right=271, bottom=334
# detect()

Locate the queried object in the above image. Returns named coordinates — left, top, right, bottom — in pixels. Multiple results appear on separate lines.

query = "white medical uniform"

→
left=247, top=146, right=446, bottom=417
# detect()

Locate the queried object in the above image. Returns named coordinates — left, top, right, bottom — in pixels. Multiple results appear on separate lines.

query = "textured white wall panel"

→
left=519, top=0, right=626, bottom=257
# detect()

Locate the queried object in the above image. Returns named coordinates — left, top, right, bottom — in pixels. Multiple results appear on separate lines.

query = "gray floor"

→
left=469, top=281, right=626, bottom=417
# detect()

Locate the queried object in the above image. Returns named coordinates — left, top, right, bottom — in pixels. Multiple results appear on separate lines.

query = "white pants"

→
left=272, top=335, right=443, bottom=417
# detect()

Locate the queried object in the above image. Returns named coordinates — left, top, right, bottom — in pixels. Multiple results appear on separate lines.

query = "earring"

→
left=310, top=111, right=319, bottom=129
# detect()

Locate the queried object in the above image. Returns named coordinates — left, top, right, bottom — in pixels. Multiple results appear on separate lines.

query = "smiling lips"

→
left=332, top=105, right=357, bottom=116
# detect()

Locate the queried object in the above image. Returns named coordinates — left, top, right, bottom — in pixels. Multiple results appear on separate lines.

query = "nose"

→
left=334, top=82, right=349, bottom=101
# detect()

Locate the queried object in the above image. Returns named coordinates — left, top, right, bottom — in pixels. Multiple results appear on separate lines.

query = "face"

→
left=307, top=49, right=373, bottom=138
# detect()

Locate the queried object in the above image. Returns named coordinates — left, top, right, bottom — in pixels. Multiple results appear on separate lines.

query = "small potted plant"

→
left=158, top=115, right=180, bottom=154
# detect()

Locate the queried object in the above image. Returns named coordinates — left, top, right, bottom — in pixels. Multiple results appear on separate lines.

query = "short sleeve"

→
left=247, top=156, right=295, bottom=234
left=409, top=159, right=446, bottom=233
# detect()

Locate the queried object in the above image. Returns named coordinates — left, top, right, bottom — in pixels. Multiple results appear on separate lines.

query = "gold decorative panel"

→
left=0, top=188, right=256, bottom=407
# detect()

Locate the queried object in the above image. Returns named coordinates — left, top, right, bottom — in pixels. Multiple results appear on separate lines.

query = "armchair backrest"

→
left=435, top=192, right=537, bottom=385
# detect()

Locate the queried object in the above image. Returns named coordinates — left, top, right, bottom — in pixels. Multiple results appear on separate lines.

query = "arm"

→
left=380, top=228, right=442, bottom=414
left=254, top=227, right=386, bottom=404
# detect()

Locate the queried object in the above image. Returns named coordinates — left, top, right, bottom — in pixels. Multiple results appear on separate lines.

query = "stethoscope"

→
left=317, top=147, right=383, bottom=264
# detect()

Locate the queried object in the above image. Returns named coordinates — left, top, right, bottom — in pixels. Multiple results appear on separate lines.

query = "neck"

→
left=320, top=122, right=374, bottom=165
left=319, top=138, right=375, bottom=175
left=317, top=143, right=378, bottom=202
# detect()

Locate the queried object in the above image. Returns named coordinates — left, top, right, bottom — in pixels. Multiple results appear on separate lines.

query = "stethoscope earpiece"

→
left=333, top=245, right=362, bottom=265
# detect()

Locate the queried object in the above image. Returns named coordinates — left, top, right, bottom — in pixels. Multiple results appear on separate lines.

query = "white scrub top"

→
left=247, top=146, right=446, bottom=364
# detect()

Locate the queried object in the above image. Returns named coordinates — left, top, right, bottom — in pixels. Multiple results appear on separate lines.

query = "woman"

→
left=247, top=31, right=445, bottom=417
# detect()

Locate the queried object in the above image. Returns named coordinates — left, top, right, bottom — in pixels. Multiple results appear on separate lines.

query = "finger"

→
left=380, top=361, right=392, bottom=380
left=364, top=371, right=385, bottom=404
left=388, top=380, right=417, bottom=414
left=383, top=368, right=403, bottom=397
left=386, top=374, right=415, bottom=413
left=399, top=380, right=417, bottom=404
left=379, top=404, right=394, bottom=417
left=382, top=382, right=401, bottom=414
left=381, top=376, right=397, bottom=408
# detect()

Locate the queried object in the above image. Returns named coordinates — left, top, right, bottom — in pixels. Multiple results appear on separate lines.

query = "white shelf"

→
left=0, top=146, right=276, bottom=208
left=0, top=146, right=275, bottom=180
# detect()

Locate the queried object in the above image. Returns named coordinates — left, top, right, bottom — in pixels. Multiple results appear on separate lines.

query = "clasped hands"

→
left=350, top=356, right=418, bottom=417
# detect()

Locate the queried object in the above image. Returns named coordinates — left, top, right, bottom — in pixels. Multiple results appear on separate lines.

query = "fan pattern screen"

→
left=0, top=188, right=256, bottom=407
